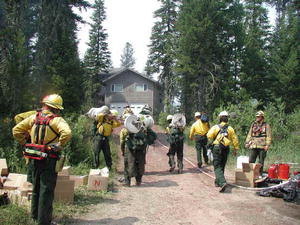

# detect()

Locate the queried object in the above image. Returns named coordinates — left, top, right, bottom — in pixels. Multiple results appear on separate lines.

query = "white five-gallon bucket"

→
left=237, top=156, right=249, bottom=169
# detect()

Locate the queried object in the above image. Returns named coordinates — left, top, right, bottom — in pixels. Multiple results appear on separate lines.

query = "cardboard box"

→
left=58, top=166, right=71, bottom=176
left=0, top=159, right=8, bottom=176
left=242, top=163, right=261, bottom=177
left=70, top=175, right=88, bottom=187
left=3, top=173, right=27, bottom=190
left=87, top=175, right=109, bottom=191
left=235, top=163, right=262, bottom=187
left=89, top=169, right=101, bottom=176
left=54, top=179, right=75, bottom=203
left=57, top=175, right=70, bottom=181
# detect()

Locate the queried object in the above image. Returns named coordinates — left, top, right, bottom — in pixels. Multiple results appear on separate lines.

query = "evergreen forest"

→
left=0, top=0, right=299, bottom=170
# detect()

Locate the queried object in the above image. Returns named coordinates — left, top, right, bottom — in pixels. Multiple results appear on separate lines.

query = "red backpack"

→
left=24, top=111, right=60, bottom=160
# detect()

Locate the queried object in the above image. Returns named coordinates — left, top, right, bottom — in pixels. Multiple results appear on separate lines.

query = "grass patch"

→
left=53, top=186, right=113, bottom=224
left=0, top=204, right=36, bottom=225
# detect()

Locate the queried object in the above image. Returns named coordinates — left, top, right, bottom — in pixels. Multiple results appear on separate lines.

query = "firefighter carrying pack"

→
left=24, top=111, right=60, bottom=160
left=168, top=127, right=184, bottom=144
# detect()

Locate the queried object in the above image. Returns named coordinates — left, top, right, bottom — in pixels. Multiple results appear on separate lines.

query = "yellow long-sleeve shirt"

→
left=189, top=119, right=210, bottom=139
left=97, top=113, right=121, bottom=137
left=207, top=122, right=239, bottom=150
left=14, top=110, right=37, bottom=124
left=12, top=110, right=72, bottom=147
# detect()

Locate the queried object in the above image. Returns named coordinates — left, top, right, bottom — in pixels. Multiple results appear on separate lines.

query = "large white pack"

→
left=85, top=106, right=109, bottom=120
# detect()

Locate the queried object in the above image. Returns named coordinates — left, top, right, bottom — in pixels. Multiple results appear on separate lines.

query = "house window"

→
left=111, top=84, right=123, bottom=92
left=136, top=84, right=148, bottom=92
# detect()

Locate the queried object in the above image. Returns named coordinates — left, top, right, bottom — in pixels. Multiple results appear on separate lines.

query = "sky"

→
left=75, top=0, right=161, bottom=73
left=75, top=1, right=276, bottom=74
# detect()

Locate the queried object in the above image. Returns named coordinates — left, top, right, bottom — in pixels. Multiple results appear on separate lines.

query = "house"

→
left=99, top=68, right=163, bottom=116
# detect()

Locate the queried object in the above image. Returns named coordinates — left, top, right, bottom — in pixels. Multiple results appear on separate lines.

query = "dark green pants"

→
left=125, top=147, right=146, bottom=183
left=167, top=141, right=184, bottom=170
left=195, top=135, right=208, bottom=166
left=93, top=135, right=112, bottom=169
left=31, top=158, right=57, bottom=225
left=212, top=144, right=229, bottom=187
left=249, top=148, right=267, bottom=174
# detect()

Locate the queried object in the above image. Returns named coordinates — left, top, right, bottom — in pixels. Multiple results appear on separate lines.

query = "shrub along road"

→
left=69, top=126, right=300, bottom=225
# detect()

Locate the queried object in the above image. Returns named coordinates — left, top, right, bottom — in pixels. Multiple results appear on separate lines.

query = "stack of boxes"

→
left=235, top=163, right=262, bottom=187
left=1, top=159, right=109, bottom=206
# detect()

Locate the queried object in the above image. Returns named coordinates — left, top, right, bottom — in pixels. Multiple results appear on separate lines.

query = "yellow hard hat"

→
left=256, top=110, right=264, bottom=117
left=42, top=94, right=64, bottom=110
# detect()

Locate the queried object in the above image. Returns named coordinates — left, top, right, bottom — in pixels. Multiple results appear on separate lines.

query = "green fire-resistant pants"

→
left=124, top=146, right=146, bottom=183
left=167, top=140, right=184, bottom=170
left=195, top=135, right=208, bottom=167
left=249, top=148, right=267, bottom=174
left=93, top=135, right=112, bottom=169
left=31, top=158, right=57, bottom=225
left=212, top=144, right=229, bottom=187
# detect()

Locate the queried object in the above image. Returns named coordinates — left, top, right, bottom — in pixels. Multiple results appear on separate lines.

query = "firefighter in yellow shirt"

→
left=94, top=108, right=121, bottom=170
left=12, top=94, right=71, bottom=225
left=207, top=111, right=239, bottom=192
left=189, top=112, right=210, bottom=168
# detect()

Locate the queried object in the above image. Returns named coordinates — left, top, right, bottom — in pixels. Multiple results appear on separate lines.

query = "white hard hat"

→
left=167, top=115, right=173, bottom=121
left=219, top=111, right=229, bottom=117
left=194, top=112, right=201, bottom=117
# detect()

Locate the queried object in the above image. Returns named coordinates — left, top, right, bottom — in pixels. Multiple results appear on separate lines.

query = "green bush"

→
left=64, top=115, right=94, bottom=167
left=157, top=111, right=169, bottom=129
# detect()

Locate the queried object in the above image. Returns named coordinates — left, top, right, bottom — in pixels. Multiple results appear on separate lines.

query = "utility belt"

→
left=194, top=134, right=207, bottom=142
left=24, top=143, right=59, bottom=160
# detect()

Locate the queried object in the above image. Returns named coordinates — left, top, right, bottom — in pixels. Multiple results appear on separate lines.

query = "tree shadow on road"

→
left=67, top=216, right=139, bottom=225
left=141, top=179, right=179, bottom=188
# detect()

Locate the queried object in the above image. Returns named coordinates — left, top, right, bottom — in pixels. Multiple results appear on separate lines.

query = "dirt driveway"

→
left=69, top=126, right=300, bottom=225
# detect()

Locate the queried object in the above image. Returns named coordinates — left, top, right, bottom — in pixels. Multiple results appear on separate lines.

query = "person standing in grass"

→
left=245, top=110, right=272, bottom=175
left=207, top=111, right=239, bottom=192
left=189, top=112, right=210, bottom=168
left=13, top=94, right=72, bottom=225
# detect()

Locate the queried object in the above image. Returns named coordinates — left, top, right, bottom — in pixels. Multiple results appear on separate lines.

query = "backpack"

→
left=200, top=114, right=209, bottom=123
left=217, top=124, right=230, bottom=147
left=126, top=131, right=147, bottom=151
left=24, top=111, right=60, bottom=160
left=146, top=128, right=157, bottom=145
left=168, top=127, right=184, bottom=144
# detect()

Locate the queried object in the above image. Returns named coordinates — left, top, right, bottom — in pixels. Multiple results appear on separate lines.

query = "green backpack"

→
left=126, top=131, right=147, bottom=151
left=168, top=127, right=184, bottom=144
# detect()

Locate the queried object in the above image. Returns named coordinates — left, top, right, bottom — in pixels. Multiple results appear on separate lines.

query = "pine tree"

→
left=83, top=0, right=111, bottom=108
left=176, top=0, right=245, bottom=117
left=0, top=0, right=35, bottom=114
left=120, top=42, right=136, bottom=69
left=240, top=0, right=272, bottom=104
left=270, top=1, right=300, bottom=112
left=34, top=0, right=89, bottom=112
left=146, top=0, right=179, bottom=112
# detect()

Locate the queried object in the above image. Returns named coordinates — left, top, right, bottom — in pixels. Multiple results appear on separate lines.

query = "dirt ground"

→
left=69, top=126, right=300, bottom=225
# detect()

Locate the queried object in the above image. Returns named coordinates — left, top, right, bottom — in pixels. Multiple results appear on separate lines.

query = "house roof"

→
left=100, top=68, right=159, bottom=85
